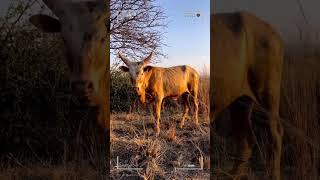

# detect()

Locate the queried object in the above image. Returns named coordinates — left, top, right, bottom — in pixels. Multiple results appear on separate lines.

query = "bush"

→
left=0, top=20, right=71, bottom=161
left=110, top=70, right=137, bottom=112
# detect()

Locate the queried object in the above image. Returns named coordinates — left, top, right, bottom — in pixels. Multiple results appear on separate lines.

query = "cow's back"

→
left=149, top=65, right=199, bottom=97
left=211, top=11, right=283, bottom=111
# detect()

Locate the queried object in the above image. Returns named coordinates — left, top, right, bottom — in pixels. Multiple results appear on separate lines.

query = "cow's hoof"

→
left=179, top=123, right=184, bottom=129
left=155, top=132, right=160, bottom=137
left=155, top=129, right=160, bottom=137
left=194, top=123, right=199, bottom=128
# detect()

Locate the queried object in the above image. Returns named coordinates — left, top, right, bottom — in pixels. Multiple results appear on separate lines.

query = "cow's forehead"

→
left=51, top=1, right=106, bottom=20
left=54, top=1, right=107, bottom=43
left=130, top=62, right=143, bottom=69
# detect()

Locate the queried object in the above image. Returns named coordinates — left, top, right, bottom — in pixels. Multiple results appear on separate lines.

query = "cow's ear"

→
left=29, top=14, right=61, bottom=33
left=119, top=66, right=129, bottom=72
left=143, top=66, right=153, bottom=72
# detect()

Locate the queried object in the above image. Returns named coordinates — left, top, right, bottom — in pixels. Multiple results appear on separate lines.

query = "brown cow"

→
left=211, top=12, right=284, bottom=180
left=118, top=52, right=200, bottom=136
left=29, top=0, right=109, bottom=169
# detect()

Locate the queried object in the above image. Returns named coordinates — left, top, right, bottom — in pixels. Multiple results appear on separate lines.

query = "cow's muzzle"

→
left=71, top=80, right=94, bottom=98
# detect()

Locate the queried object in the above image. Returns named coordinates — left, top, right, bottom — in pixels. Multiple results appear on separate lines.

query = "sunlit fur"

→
left=119, top=53, right=200, bottom=136
left=211, top=11, right=284, bottom=179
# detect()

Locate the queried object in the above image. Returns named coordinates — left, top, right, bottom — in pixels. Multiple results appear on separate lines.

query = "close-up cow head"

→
left=29, top=0, right=108, bottom=106
left=118, top=52, right=153, bottom=103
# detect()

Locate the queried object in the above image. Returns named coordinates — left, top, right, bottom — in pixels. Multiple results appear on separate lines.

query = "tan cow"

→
left=118, top=52, right=200, bottom=136
left=29, top=0, right=109, bottom=169
left=211, top=12, right=284, bottom=180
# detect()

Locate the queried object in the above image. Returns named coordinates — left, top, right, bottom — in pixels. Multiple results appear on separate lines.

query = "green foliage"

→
left=0, top=15, right=71, bottom=161
left=110, top=70, right=136, bottom=112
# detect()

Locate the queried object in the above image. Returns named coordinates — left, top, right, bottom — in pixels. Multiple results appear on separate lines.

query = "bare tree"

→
left=110, top=0, right=167, bottom=65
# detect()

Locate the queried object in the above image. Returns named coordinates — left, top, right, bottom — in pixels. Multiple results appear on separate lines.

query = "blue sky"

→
left=156, top=0, right=210, bottom=73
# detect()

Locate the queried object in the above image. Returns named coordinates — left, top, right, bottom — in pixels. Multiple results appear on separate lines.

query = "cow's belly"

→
left=164, top=83, right=188, bottom=96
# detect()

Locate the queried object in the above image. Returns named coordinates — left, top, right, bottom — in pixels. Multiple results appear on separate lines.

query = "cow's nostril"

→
left=86, top=81, right=94, bottom=90
left=71, top=81, right=83, bottom=92
left=71, top=80, right=94, bottom=95
left=133, top=87, right=139, bottom=92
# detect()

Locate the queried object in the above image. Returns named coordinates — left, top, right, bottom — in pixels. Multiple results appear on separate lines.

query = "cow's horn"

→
left=143, top=52, right=154, bottom=65
left=118, top=52, right=130, bottom=66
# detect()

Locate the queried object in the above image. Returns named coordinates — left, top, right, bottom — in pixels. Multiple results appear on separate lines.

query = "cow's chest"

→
left=145, top=88, right=156, bottom=100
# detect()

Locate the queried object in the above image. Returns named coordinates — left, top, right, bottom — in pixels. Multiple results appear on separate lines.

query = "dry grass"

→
left=0, top=53, right=318, bottom=180
left=110, top=70, right=210, bottom=179
left=110, top=111, right=210, bottom=179
left=0, top=163, right=107, bottom=180
left=0, top=58, right=318, bottom=179
left=280, top=51, right=320, bottom=179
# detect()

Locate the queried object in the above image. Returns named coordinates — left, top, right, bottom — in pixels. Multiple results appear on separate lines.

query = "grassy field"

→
left=0, top=51, right=319, bottom=180
left=110, top=113, right=210, bottom=179
left=110, top=72, right=210, bottom=179
left=279, top=48, right=320, bottom=179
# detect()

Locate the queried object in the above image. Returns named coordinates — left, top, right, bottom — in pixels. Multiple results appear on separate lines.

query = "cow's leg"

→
left=267, top=113, right=283, bottom=180
left=154, top=97, right=163, bottom=136
left=229, top=99, right=254, bottom=179
left=161, top=99, right=165, bottom=110
left=193, top=91, right=199, bottom=128
left=260, top=93, right=283, bottom=180
left=180, top=94, right=189, bottom=128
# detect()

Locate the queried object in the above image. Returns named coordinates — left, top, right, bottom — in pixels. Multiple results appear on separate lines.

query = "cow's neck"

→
left=141, top=68, right=154, bottom=91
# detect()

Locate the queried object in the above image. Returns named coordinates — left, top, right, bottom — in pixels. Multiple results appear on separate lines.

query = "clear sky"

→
left=155, top=0, right=210, bottom=73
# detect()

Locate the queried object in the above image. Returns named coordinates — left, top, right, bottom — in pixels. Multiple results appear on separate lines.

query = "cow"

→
left=29, top=0, right=109, bottom=171
left=118, top=52, right=200, bottom=136
left=211, top=11, right=284, bottom=180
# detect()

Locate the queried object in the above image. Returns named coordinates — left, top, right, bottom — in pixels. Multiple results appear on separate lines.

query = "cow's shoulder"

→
left=143, top=65, right=154, bottom=72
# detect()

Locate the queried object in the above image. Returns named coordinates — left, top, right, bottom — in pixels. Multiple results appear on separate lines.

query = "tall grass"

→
left=110, top=66, right=210, bottom=179
left=280, top=47, right=320, bottom=179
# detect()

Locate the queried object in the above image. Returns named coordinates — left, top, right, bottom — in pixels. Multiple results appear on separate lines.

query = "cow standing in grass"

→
left=118, top=52, right=200, bottom=136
